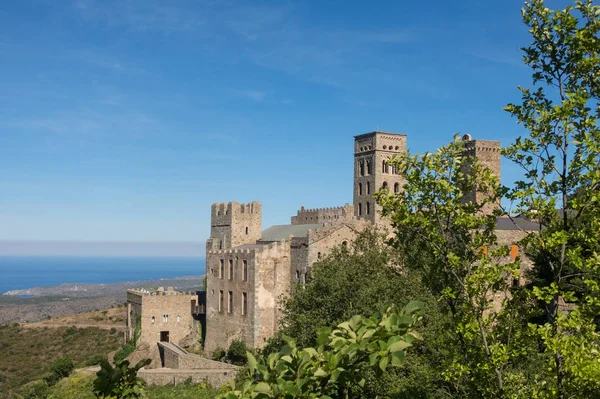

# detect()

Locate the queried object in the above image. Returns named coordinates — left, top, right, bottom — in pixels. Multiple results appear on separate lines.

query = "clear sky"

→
left=0, top=0, right=567, bottom=244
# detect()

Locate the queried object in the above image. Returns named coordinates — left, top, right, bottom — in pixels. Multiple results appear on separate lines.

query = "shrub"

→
left=15, top=379, right=48, bottom=399
left=50, top=357, right=74, bottom=379
left=211, top=347, right=226, bottom=361
left=226, top=340, right=247, bottom=366
left=93, top=359, right=151, bottom=399
left=109, top=328, right=117, bottom=335
left=85, top=354, right=106, bottom=366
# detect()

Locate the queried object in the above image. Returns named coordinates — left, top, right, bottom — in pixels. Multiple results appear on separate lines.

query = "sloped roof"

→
left=260, top=224, right=324, bottom=242
left=495, top=217, right=540, bottom=231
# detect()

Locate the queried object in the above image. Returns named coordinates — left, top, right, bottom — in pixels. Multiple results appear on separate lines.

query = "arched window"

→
left=367, top=161, right=372, bottom=175
left=359, top=161, right=365, bottom=176
left=151, top=316, right=155, bottom=325
left=318, top=252, right=322, bottom=259
left=382, top=160, right=387, bottom=173
left=358, top=183, right=363, bottom=195
left=394, top=182, right=400, bottom=193
left=366, top=202, right=370, bottom=215
left=342, top=241, right=348, bottom=247
left=358, top=203, right=363, bottom=216
left=367, top=181, right=371, bottom=194
left=382, top=181, right=388, bottom=190
left=176, top=315, right=180, bottom=323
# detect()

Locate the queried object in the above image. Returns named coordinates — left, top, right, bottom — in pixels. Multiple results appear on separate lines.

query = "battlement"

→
left=127, top=287, right=197, bottom=297
left=291, top=204, right=353, bottom=225
left=211, top=201, right=261, bottom=219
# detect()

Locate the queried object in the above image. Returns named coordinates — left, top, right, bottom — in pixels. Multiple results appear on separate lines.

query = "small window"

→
left=220, top=259, right=224, bottom=279
left=394, top=182, right=400, bottom=193
left=245, top=226, right=249, bottom=235
left=358, top=182, right=363, bottom=196
left=342, top=241, right=348, bottom=247
left=358, top=203, right=362, bottom=216
left=229, top=259, right=234, bottom=280
left=228, top=291, right=233, bottom=314
left=359, top=160, right=365, bottom=176
left=296, top=270, right=300, bottom=279
left=318, top=252, right=322, bottom=259
left=176, top=315, right=180, bottom=323
left=382, top=181, right=388, bottom=190
left=219, top=290, right=223, bottom=312
left=243, top=260, right=248, bottom=281
left=151, top=316, right=155, bottom=325
left=366, top=202, right=370, bottom=215
left=219, top=240, right=223, bottom=249
left=242, top=292, right=248, bottom=316
left=366, top=161, right=371, bottom=175
left=367, top=181, right=371, bottom=195
left=382, top=160, right=387, bottom=173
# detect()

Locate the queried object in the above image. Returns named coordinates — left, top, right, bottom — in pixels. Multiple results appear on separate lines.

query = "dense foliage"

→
left=93, top=359, right=151, bottom=399
left=218, top=301, right=424, bottom=399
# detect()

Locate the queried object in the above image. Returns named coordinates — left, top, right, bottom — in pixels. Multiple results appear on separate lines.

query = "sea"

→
left=0, top=256, right=206, bottom=294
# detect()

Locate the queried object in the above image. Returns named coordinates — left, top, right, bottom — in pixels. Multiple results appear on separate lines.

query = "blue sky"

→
left=0, top=0, right=567, bottom=244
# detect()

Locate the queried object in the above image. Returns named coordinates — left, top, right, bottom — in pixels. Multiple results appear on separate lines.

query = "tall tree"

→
left=503, top=0, right=600, bottom=397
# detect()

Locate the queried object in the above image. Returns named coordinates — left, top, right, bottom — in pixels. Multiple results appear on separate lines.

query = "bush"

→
left=85, top=354, right=106, bottom=366
left=211, top=347, right=226, bottom=361
left=15, top=379, right=48, bottom=399
left=109, top=328, right=117, bottom=335
left=50, top=357, right=74, bottom=379
left=226, top=340, right=247, bottom=366
left=113, top=341, right=136, bottom=364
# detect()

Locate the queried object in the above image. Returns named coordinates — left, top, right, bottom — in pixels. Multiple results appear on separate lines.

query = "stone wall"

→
left=127, top=289, right=198, bottom=346
left=138, top=368, right=237, bottom=388
left=291, top=204, right=353, bottom=225
left=205, top=246, right=256, bottom=353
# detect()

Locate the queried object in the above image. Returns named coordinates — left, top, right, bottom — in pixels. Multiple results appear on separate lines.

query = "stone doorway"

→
left=160, top=331, right=170, bottom=342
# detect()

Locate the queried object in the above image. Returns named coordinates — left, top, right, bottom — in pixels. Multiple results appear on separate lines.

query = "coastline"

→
left=0, top=275, right=205, bottom=325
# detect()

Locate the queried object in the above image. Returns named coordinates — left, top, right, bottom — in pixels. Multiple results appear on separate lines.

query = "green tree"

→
left=218, top=301, right=424, bottom=399
left=503, top=1, right=600, bottom=397
left=227, top=340, right=249, bottom=366
left=263, top=228, right=454, bottom=397
left=93, top=358, right=151, bottom=399
left=375, top=137, right=526, bottom=397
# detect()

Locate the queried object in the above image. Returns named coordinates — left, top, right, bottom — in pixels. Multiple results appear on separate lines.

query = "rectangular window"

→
left=228, top=291, right=233, bottom=314
left=229, top=259, right=234, bottom=280
left=219, top=290, right=223, bottom=312
left=242, top=292, right=247, bottom=316
left=220, top=259, right=224, bottom=279
left=243, top=260, right=248, bottom=281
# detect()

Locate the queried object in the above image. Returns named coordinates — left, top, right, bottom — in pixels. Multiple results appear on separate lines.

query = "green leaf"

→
left=379, top=356, right=389, bottom=372
left=388, top=340, right=411, bottom=353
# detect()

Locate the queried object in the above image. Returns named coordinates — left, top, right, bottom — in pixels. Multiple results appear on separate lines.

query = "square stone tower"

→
left=207, top=201, right=262, bottom=250
left=460, top=134, right=501, bottom=215
left=353, top=131, right=407, bottom=224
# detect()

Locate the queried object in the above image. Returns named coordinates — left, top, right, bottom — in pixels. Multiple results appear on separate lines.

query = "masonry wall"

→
left=138, top=369, right=237, bottom=388
left=127, top=291, right=197, bottom=346
left=204, top=249, right=256, bottom=353
left=291, top=204, right=353, bottom=225
left=253, top=241, right=291, bottom=348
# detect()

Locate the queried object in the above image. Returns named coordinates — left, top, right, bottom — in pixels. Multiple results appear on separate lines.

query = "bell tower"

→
left=353, top=131, right=406, bottom=224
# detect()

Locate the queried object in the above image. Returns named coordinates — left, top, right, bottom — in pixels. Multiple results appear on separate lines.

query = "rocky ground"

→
left=0, top=276, right=204, bottom=324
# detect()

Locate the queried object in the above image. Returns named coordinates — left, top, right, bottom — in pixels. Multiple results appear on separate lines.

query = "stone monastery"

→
left=127, top=131, right=539, bottom=356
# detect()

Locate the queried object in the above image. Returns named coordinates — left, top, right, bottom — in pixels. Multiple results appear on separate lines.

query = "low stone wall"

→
left=159, top=342, right=237, bottom=370
left=138, top=368, right=237, bottom=388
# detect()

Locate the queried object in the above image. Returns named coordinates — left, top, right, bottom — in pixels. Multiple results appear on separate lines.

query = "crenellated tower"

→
left=353, top=131, right=406, bottom=224
left=460, top=134, right=501, bottom=215
left=207, top=201, right=262, bottom=250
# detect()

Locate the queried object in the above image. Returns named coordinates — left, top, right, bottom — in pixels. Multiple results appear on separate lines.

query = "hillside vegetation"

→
left=0, top=324, right=121, bottom=398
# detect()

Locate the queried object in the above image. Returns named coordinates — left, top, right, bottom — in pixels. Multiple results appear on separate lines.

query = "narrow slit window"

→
left=220, top=259, right=224, bottom=279
left=243, top=260, right=248, bottom=281
left=228, top=291, right=233, bottom=314
left=229, top=259, right=234, bottom=280
left=242, top=292, right=247, bottom=316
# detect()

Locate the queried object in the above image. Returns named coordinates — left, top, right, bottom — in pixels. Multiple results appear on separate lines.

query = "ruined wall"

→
left=209, top=201, right=262, bottom=250
left=126, top=291, right=142, bottom=342
left=291, top=204, right=354, bottom=225
left=127, top=289, right=197, bottom=346
left=204, top=248, right=256, bottom=353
